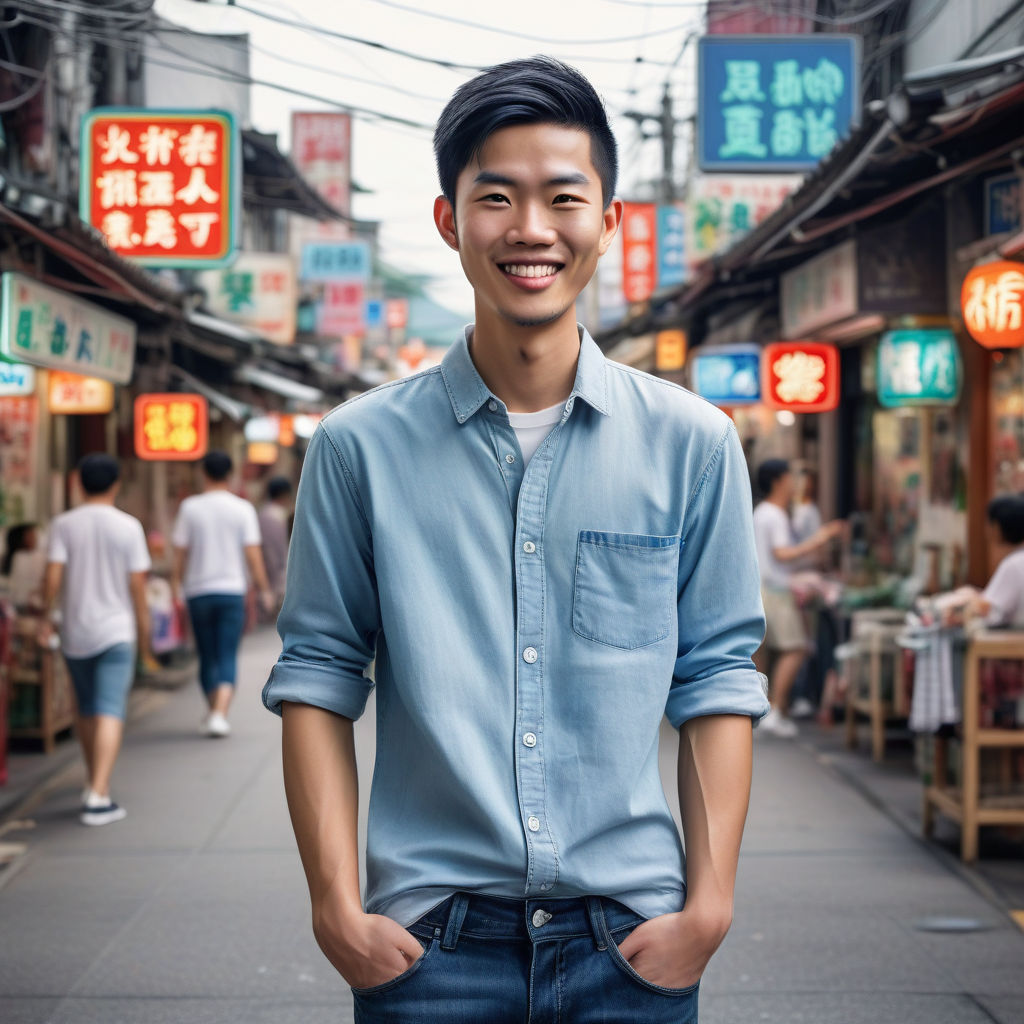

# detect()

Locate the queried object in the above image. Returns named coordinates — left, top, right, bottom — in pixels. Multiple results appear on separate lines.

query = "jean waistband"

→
left=412, top=892, right=643, bottom=951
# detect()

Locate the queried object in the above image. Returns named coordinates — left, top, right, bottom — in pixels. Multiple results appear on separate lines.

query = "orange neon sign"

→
left=134, top=393, right=208, bottom=461
left=962, top=261, right=1024, bottom=348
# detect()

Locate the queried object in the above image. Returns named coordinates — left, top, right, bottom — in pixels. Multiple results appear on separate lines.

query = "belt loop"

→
left=585, top=897, right=609, bottom=951
left=441, top=892, right=470, bottom=951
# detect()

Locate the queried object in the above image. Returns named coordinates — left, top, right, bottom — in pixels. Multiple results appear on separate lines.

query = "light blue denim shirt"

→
left=263, top=326, right=769, bottom=927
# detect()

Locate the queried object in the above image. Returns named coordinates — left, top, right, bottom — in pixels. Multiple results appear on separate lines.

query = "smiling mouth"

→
left=499, top=262, right=563, bottom=280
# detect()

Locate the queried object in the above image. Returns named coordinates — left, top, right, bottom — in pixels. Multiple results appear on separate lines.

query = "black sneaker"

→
left=80, top=800, right=128, bottom=827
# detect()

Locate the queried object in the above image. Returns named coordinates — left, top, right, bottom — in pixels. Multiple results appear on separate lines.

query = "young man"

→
left=38, top=453, right=151, bottom=826
left=264, top=57, right=768, bottom=1021
left=752, top=459, right=844, bottom=738
left=172, top=450, right=273, bottom=738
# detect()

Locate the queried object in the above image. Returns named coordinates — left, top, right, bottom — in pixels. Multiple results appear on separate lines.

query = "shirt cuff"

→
left=262, top=658, right=374, bottom=720
left=665, top=667, right=770, bottom=728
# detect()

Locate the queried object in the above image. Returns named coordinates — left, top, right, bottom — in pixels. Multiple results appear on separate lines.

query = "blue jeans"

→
left=351, top=892, right=699, bottom=1023
left=64, top=643, right=135, bottom=719
left=187, top=594, right=246, bottom=694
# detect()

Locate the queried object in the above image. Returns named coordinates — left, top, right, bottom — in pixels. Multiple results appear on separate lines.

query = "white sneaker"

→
left=80, top=793, right=127, bottom=827
left=789, top=697, right=816, bottom=719
left=760, top=707, right=799, bottom=739
left=201, top=712, right=231, bottom=738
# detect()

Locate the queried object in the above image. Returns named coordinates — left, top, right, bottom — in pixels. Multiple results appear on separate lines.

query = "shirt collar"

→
left=440, top=324, right=610, bottom=425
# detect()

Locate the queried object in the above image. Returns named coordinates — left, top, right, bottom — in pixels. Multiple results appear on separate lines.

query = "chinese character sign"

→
left=762, top=342, right=838, bottom=412
left=291, top=112, right=352, bottom=217
left=657, top=205, right=686, bottom=288
left=622, top=203, right=658, bottom=303
left=134, top=394, right=209, bottom=460
left=300, top=242, right=371, bottom=282
left=0, top=272, right=136, bottom=383
left=691, top=345, right=762, bottom=406
left=320, top=281, right=366, bottom=337
left=386, top=299, right=409, bottom=330
left=48, top=371, right=115, bottom=414
left=196, top=253, right=298, bottom=345
left=80, top=109, right=239, bottom=267
left=985, top=174, right=1021, bottom=236
left=961, top=261, right=1024, bottom=349
left=698, top=36, right=859, bottom=171
left=877, top=330, right=961, bottom=408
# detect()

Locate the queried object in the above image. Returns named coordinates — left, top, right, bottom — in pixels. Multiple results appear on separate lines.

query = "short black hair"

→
left=987, top=494, right=1024, bottom=545
left=201, top=450, right=233, bottom=481
left=78, top=453, right=120, bottom=495
left=2, top=522, right=36, bottom=576
left=434, top=55, right=618, bottom=208
left=757, top=458, right=791, bottom=498
left=267, top=476, right=292, bottom=501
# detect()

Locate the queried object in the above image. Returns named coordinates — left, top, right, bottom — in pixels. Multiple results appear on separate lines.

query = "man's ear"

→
left=597, top=198, right=623, bottom=257
left=434, top=195, right=459, bottom=252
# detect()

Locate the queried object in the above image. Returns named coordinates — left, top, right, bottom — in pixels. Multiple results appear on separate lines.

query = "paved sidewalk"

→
left=1, top=629, right=1022, bottom=1023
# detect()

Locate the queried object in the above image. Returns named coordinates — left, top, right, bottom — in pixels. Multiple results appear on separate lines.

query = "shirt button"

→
left=523, top=541, right=536, bottom=553
left=532, top=908, right=552, bottom=927
left=527, top=815, right=541, bottom=832
left=523, top=732, right=537, bottom=747
left=505, top=453, right=515, bottom=464
left=488, top=400, right=498, bottom=412
left=523, top=646, right=538, bottom=664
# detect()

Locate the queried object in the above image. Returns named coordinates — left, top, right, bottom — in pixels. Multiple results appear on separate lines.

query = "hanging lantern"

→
left=961, top=261, right=1024, bottom=348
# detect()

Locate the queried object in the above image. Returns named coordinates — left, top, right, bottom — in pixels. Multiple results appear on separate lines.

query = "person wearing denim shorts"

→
left=39, top=454, right=152, bottom=827
left=264, top=58, right=770, bottom=1022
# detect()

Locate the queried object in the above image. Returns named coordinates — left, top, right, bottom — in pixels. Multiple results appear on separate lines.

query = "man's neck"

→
left=82, top=494, right=116, bottom=507
left=203, top=483, right=230, bottom=493
left=767, top=495, right=789, bottom=510
left=469, top=305, right=581, bottom=414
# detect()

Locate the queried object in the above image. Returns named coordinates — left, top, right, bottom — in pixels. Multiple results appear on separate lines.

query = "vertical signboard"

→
left=622, top=203, right=658, bottom=303
left=698, top=36, right=859, bottom=171
left=984, top=173, right=1022, bottom=237
left=291, top=111, right=352, bottom=218
left=320, top=282, right=366, bottom=336
left=80, top=109, right=239, bottom=267
left=657, top=205, right=686, bottom=288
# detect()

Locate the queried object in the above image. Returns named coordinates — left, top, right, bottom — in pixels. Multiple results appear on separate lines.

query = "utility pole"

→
left=622, top=83, right=677, bottom=204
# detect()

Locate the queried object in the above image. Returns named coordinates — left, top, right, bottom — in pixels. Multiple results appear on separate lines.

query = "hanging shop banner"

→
left=877, top=330, right=961, bottom=408
left=134, top=393, right=209, bottom=461
left=687, top=174, right=800, bottom=270
left=780, top=240, right=857, bottom=339
left=622, top=203, right=658, bottom=303
left=961, top=261, right=1024, bottom=349
left=691, top=344, right=761, bottom=406
left=197, top=253, right=298, bottom=345
left=291, top=111, right=352, bottom=219
left=697, top=35, right=860, bottom=172
left=80, top=109, right=240, bottom=268
left=319, top=281, right=366, bottom=336
left=0, top=272, right=136, bottom=383
left=762, top=341, right=839, bottom=413
left=365, top=299, right=384, bottom=329
left=386, top=299, right=409, bottom=330
left=0, top=361, right=35, bottom=396
left=48, top=371, right=115, bottom=414
left=984, top=173, right=1021, bottom=237
left=0, top=396, right=38, bottom=524
left=655, top=330, right=687, bottom=372
left=657, top=205, right=686, bottom=288
left=300, top=241, right=370, bottom=282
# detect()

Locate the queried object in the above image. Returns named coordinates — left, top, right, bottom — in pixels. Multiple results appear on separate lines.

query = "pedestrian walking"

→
left=264, top=57, right=770, bottom=1022
left=752, top=458, right=844, bottom=738
left=258, top=475, right=292, bottom=612
left=2, top=521, right=45, bottom=610
left=37, top=454, right=152, bottom=826
left=172, top=450, right=273, bottom=738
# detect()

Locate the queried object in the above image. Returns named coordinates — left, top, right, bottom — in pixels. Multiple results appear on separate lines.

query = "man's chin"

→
left=500, top=303, right=574, bottom=329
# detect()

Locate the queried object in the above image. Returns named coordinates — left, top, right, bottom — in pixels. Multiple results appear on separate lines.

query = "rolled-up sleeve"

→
left=665, top=423, right=769, bottom=728
left=262, top=424, right=379, bottom=720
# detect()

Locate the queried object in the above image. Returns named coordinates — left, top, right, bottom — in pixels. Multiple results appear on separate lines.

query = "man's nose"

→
left=506, top=202, right=557, bottom=246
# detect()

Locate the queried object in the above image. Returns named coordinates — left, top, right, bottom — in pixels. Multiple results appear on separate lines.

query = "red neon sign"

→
left=762, top=341, right=839, bottom=412
left=134, top=393, right=208, bottom=461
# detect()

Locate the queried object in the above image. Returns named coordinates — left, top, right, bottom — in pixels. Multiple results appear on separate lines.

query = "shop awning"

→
left=169, top=365, right=250, bottom=423
left=235, top=363, right=325, bottom=405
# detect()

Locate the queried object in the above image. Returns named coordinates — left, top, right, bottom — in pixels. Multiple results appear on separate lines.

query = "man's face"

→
left=775, top=471, right=795, bottom=504
left=434, top=123, right=620, bottom=330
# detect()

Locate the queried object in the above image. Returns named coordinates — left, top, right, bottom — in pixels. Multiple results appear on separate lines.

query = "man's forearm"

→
left=281, top=702, right=363, bottom=914
left=677, top=713, right=753, bottom=919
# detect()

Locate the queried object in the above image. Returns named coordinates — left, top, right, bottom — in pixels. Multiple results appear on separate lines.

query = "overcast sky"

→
left=155, top=0, right=707, bottom=316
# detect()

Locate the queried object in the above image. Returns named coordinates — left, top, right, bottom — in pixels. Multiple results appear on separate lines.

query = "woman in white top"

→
left=172, top=451, right=273, bottom=738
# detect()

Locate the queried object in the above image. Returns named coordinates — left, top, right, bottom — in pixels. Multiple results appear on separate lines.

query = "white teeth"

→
left=503, top=264, right=558, bottom=278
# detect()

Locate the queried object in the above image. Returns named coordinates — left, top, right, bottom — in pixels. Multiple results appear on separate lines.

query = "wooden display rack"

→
left=844, top=609, right=911, bottom=763
left=923, top=629, right=1024, bottom=861
left=8, top=616, right=74, bottom=753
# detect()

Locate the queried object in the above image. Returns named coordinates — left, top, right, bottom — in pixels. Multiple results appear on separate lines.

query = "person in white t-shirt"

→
left=752, top=459, right=844, bottom=738
left=172, top=450, right=273, bottom=738
left=962, top=495, right=1024, bottom=628
left=38, top=454, right=152, bottom=827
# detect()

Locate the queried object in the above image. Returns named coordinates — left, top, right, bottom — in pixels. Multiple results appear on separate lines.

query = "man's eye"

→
left=483, top=193, right=509, bottom=204
left=553, top=194, right=582, bottom=205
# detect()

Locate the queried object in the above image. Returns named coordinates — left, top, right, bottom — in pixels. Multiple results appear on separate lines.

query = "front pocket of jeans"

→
left=606, top=937, right=700, bottom=998
left=350, top=934, right=435, bottom=997
left=572, top=531, right=680, bottom=650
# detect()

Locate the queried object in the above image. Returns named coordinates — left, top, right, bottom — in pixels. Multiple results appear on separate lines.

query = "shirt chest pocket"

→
left=572, top=531, right=681, bottom=650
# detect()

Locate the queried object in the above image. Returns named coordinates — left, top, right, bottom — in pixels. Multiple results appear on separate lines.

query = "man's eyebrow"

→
left=473, top=171, right=516, bottom=186
left=546, top=173, right=590, bottom=186
left=471, top=171, right=591, bottom=187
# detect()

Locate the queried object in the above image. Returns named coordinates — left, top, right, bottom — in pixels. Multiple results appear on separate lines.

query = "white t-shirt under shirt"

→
left=172, top=490, right=261, bottom=598
left=509, top=402, right=564, bottom=467
left=753, top=500, right=794, bottom=591
left=48, top=504, right=151, bottom=659
left=983, top=548, right=1024, bottom=628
